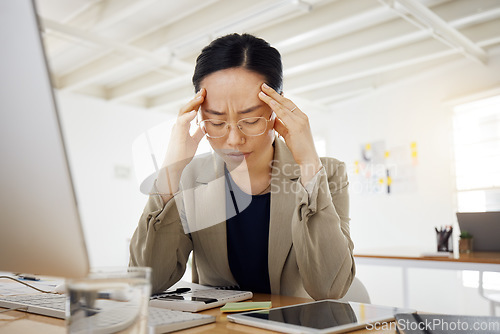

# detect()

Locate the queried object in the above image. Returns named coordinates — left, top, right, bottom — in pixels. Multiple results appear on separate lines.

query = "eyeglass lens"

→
left=200, top=117, right=268, bottom=138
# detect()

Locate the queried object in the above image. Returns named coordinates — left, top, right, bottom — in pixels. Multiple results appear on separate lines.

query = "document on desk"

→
left=149, top=280, right=252, bottom=312
left=0, top=273, right=62, bottom=295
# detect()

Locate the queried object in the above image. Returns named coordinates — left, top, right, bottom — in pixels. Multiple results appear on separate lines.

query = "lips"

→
left=227, top=152, right=249, bottom=157
left=224, top=151, right=251, bottom=160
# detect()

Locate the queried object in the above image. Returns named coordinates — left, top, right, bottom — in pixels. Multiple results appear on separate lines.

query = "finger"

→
left=174, top=110, right=197, bottom=132
left=273, top=117, right=288, bottom=137
left=179, top=88, right=205, bottom=116
left=261, top=83, right=295, bottom=109
left=192, top=126, right=205, bottom=144
left=258, top=90, right=293, bottom=122
left=177, top=110, right=198, bottom=128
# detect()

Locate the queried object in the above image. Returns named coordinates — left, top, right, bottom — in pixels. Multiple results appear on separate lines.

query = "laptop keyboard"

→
left=0, top=294, right=215, bottom=333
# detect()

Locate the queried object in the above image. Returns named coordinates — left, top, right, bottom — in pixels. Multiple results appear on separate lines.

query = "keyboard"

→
left=0, top=294, right=215, bottom=334
left=148, top=307, right=214, bottom=334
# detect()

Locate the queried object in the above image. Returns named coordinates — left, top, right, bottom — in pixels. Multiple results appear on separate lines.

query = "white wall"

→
left=319, top=50, right=500, bottom=315
left=56, top=91, right=172, bottom=268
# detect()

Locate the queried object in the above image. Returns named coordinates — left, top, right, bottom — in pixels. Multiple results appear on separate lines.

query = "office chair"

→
left=478, top=271, right=500, bottom=316
left=339, top=277, right=371, bottom=304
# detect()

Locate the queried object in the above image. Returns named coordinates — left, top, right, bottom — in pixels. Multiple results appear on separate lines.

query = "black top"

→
left=225, top=171, right=271, bottom=294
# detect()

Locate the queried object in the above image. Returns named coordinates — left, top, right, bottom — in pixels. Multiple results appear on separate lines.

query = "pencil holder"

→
left=436, top=229, right=453, bottom=252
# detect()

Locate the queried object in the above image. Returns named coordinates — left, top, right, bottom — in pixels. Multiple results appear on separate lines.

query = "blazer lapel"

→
left=188, top=154, right=234, bottom=281
left=268, top=138, right=300, bottom=294
left=181, top=153, right=226, bottom=234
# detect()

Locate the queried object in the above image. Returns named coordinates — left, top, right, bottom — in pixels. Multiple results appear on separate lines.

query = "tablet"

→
left=228, top=300, right=415, bottom=333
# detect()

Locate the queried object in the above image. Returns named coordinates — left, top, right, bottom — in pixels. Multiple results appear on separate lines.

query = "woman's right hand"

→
left=156, top=89, right=206, bottom=201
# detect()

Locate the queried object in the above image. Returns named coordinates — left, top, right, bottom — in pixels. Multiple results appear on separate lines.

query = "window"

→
left=453, top=94, right=500, bottom=292
left=452, top=95, right=500, bottom=212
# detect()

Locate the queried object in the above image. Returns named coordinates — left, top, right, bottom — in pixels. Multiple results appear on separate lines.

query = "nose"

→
left=225, top=123, right=245, bottom=147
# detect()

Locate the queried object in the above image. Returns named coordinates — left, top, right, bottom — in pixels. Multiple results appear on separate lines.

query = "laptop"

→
left=0, top=0, right=89, bottom=279
left=456, top=212, right=500, bottom=252
left=0, top=1, right=218, bottom=332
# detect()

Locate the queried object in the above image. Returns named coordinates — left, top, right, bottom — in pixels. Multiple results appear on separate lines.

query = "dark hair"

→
left=192, top=33, right=283, bottom=94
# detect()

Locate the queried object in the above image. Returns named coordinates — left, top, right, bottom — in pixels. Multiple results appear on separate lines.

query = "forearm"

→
left=129, top=194, right=193, bottom=293
left=155, top=162, right=185, bottom=205
left=292, top=204, right=354, bottom=300
left=299, top=158, right=322, bottom=187
left=293, top=164, right=355, bottom=300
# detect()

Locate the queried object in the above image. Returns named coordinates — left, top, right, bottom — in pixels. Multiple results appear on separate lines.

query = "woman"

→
left=129, top=33, right=354, bottom=300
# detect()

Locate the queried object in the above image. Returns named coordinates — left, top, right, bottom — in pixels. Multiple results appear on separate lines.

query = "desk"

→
left=0, top=293, right=398, bottom=334
left=354, top=250, right=500, bottom=308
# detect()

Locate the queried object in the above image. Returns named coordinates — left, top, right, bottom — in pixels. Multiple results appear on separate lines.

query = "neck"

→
left=231, top=143, right=273, bottom=175
left=228, top=145, right=274, bottom=195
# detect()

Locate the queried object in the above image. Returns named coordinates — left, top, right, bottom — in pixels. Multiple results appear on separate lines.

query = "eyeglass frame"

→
left=196, top=111, right=276, bottom=139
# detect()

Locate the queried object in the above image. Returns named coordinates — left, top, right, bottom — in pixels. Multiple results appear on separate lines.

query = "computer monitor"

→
left=0, top=0, right=89, bottom=278
left=456, top=212, right=500, bottom=252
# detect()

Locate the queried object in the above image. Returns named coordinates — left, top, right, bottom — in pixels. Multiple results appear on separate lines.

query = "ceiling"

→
left=35, top=0, right=500, bottom=113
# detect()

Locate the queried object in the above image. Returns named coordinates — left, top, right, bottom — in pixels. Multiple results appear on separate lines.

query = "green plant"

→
left=460, top=231, right=473, bottom=239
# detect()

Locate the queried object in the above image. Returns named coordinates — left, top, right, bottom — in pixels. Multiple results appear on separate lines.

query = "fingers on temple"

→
left=260, top=84, right=299, bottom=118
left=261, top=83, right=295, bottom=108
left=259, top=91, right=292, bottom=124
left=179, top=88, right=205, bottom=116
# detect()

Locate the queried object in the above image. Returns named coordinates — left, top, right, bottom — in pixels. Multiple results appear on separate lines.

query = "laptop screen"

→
left=456, top=212, right=500, bottom=252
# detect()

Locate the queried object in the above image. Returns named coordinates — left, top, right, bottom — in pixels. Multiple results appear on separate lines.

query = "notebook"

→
left=150, top=281, right=253, bottom=312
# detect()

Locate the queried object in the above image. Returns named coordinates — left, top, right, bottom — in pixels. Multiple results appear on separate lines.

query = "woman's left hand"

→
left=259, top=83, right=322, bottom=184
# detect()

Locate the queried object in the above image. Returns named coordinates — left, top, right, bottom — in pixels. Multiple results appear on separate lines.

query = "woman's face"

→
left=199, top=67, right=275, bottom=170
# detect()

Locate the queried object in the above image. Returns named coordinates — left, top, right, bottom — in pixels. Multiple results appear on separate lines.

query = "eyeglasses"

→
left=198, top=115, right=274, bottom=139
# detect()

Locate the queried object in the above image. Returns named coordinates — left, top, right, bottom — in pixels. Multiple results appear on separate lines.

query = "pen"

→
left=171, top=288, right=191, bottom=294
left=17, top=274, right=40, bottom=281
left=150, top=287, right=192, bottom=300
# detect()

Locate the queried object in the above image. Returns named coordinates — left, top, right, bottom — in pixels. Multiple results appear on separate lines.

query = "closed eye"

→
left=207, top=120, right=226, bottom=126
left=241, top=119, right=259, bottom=125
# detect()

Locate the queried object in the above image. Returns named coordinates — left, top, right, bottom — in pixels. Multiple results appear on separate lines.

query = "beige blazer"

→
left=129, top=138, right=355, bottom=300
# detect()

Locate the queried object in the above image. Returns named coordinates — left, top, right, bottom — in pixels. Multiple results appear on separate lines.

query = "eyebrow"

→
left=204, top=105, right=262, bottom=116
